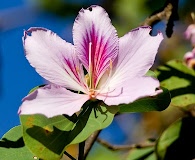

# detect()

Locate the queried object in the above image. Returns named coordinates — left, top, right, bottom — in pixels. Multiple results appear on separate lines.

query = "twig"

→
left=78, top=141, right=85, bottom=160
left=84, top=130, right=101, bottom=159
left=141, top=0, right=179, bottom=37
left=97, top=138, right=155, bottom=151
left=141, top=3, right=173, bottom=26
left=64, top=151, right=76, bottom=160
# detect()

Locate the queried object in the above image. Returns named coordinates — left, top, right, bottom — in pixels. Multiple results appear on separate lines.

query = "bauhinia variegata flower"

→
left=18, top=5, right=163, bottom=117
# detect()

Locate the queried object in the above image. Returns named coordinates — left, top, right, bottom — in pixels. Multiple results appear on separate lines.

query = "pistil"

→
left=88, top=42, right=94, bottom=89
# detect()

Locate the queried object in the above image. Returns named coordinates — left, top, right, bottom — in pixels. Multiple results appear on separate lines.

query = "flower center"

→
left=87, top=42, right=99, bottom=99
left=89, top=89, right=96, bottom=99
left=86, top=42, right=113, bottom=99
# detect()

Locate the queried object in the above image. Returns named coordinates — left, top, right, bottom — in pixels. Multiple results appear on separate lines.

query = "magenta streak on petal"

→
left=63, top=56, right=87, bottom=91
left=88, top=23, right=112, bottom=88
left=96, top=40, right=109, bottom=75
left=64, top=58, right=80, bottom=82
left=73, top=5, right=119, bottom=91
left=86, top=23, right=97, bottom=89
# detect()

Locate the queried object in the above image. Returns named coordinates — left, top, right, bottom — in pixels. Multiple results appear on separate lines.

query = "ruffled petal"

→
left=111, top=26, right=163, bottom=83
left=18, top=85, right=89, bottom=117
left=96, top=76, right=160, bottom=106
left=23, top=27, right=86, bottom=93
left=73, top=5, right=118, bottom=86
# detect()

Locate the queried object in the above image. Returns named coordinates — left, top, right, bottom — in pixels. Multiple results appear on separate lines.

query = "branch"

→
left=64, top=151, right=76, bottom=160
left=97, top=138, right=155, bottom=151
left=141, top=3, right=173, bottom=26
left=78, top=141, right=85, bottom=160
left=84, top=130, right=101, bottom=159
left=142, top=0, right=179, bottom=38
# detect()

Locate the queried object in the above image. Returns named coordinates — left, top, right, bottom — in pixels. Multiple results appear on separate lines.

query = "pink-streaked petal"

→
left=18, top=85, right=89, bottom=118
left=23, top=27, right=87, bottom=93
left=185, top=24, right=195, bottom=45
left=96, top=76, right=160, bottom=106
left=185, top=24, right=195, bottom=39
left=111, top=26, right=163, bottom=83
left=73, top=5, right=118, bottom=86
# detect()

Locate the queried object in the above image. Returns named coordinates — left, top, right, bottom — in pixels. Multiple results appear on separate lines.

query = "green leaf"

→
left=20, top=101, right=114, bottom=160
left=156, top=116, right=195, bottom=160
left=146, top=70, right=157, bottom=78
left=0, top=126, right=36, bottom=160
left=156, top=60, right=195, bottom=107
left=156, top=119, right=181, bottom=160
left=86, top=143, right=120, bottom=160
left=145, top=153, right=156, bottom=160
left=70, top=103, right=114, bottom=145
left=126, top=147, right=155, bottom=160
left=119, top=87, right=170, bottom=113
left=29, top=84, right=45, bottom=94
left=20, top=114, right=75, bottom=160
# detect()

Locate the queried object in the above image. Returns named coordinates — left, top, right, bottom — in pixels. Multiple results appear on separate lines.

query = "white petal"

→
left=111, top=26, right=163, bottom=83
left=18, top=85, right=89, bottom=117
left=23, top=27, right=86, bottom=92
left=73, top=5, right=118, bottom=86
left=96, top=76, right=160, bottom=105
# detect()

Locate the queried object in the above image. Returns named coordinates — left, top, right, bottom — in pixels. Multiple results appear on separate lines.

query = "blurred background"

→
left=0, top=0, right=194, bottom=159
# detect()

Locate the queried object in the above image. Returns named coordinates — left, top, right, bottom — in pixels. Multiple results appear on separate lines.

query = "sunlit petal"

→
left=111, top=26, right=163, bottom=83
left=97, top=76, right=160, bottom=105
left=73, top=5, right=118, bottom=87
left=23, top=27, right=86, bottom=92
left=18, top=85, right=89, bottom=117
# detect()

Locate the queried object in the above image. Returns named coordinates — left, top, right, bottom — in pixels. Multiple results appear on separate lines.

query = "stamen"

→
left=88, top=42, right=93, bottom=89
left=96, top=59, right=113, bottom=92
left=97, top=87, right=123, bottom=103
left=191, top=12, right=195, bottom=22
left=109, top=59, right=113, bottom=70
left=88, top=87, right=119, bottom=100
left=76, top=66, right=80, bottom=74
left=98, top=88, right=123, bottom=97
left=109, top=59, right=113, bottom=78
left=75, top=64, right=88, bottom=93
